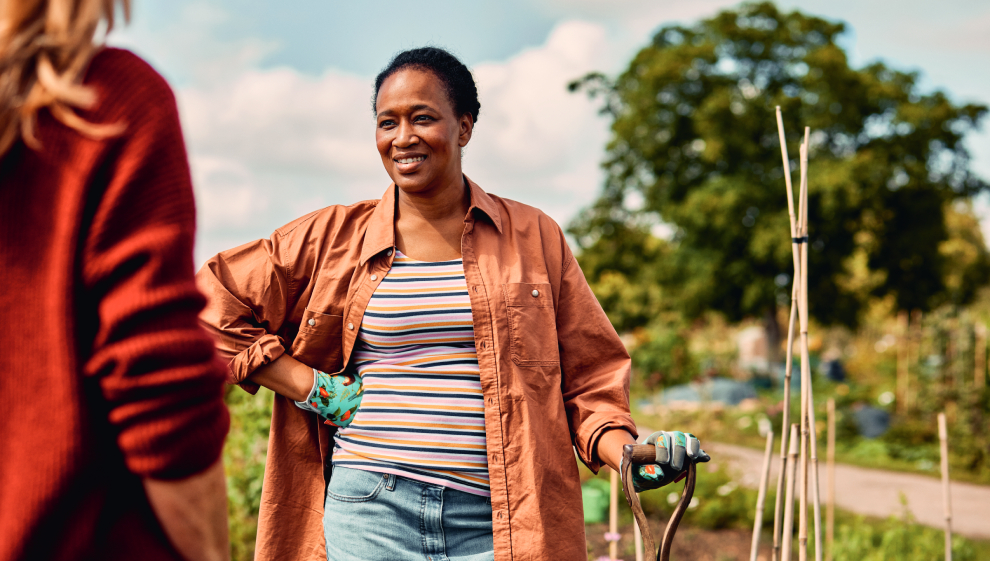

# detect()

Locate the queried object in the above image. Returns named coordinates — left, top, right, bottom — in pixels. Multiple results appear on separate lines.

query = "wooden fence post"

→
left=825, top=399, right=835, bottom=561
left=751, top=430, right=776, bottom=561
left=939, top=413, right=953, bottom=561
left=609, top=467, right=619, bottom=561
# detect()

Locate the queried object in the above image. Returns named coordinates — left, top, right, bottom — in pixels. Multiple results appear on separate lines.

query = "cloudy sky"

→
left=108, top=0, right=990, bottom=265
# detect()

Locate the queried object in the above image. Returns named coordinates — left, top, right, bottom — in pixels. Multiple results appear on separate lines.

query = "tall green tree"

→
left=570, top=2, right=988, bottom=344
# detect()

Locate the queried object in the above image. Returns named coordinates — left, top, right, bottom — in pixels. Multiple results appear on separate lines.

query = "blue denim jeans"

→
left=324, top=466, right=495, bottom=561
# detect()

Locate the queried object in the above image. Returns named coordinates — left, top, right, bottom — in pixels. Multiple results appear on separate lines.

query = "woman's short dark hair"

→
left=373, top=47, right=480, bottom=124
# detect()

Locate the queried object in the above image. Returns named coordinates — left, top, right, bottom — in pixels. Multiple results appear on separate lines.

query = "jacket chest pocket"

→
left=503, top=283, right=559, bottom=366
left=291, top=308, right=345, bottom=373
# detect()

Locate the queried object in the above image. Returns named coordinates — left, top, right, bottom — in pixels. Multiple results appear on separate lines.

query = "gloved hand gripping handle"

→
left=621, top=444, right=697, bottom=561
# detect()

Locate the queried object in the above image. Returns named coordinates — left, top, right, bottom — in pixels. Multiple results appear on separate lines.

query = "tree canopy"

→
left=570, top=1, right=988, bottom=334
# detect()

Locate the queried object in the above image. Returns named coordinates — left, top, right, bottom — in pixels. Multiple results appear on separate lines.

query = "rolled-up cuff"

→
left=227, top=334, right=286, bottom=393
left=575, top=416, right=639, bottom=474
left=293, top=368, right=320, bottom=412
left=119, top=376, right=231, bottom=480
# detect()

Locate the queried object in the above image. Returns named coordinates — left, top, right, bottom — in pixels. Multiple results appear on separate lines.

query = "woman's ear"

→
left=458, top=114, right=474, bottom=148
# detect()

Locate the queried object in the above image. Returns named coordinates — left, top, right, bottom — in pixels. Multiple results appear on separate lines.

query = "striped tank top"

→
left=332, top=250, right=490, bottom=496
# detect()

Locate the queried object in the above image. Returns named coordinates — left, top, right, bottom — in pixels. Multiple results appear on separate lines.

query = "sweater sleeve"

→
left=80, top=50, right=229, bottom=480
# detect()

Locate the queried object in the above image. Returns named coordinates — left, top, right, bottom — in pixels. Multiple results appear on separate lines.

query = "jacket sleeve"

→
left=554, top=230, right=638, bottom=473
left=196, top=233, right=294, bottom=395
left=80, top=52, right=229, bottom=480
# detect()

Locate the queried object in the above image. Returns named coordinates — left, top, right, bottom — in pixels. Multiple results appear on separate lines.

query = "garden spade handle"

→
left=621, top=444, right=697, bottom=561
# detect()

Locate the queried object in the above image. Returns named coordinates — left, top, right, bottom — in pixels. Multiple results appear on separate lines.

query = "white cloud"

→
left=110, top=3, right=278, bottom=86
left=115, top=0, right=990, bottom=264
left=170, top=18, right=621, bottom=263
left=465, top=21, right=614, bottom=219
left=179, top=67, right=378, bottom=175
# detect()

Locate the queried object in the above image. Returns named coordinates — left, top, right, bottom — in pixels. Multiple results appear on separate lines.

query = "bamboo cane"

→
left=939, top=413, right=953, bottom=561
left=610, top=467, right=619, bottom=560
left=751, top=430, right=776, bottom=561
left=782, top=424, right=800, bottom=561
left=797, top=138, right=810, bottom=561
left=773, top=289, right=798, bottom=561
left=772, top=105, right=799, bottom=561
left=975, top=323, right=986, bottom=389
left=826, top=399, right=835, bottom=561
left=800, top=129, right=824, bottom=561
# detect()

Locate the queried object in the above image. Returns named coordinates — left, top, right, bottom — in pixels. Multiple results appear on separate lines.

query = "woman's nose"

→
left=394, top=121, right=418, bottom=147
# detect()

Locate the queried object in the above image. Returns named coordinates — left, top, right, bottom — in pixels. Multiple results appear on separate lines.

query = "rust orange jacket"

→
left=197, top=178, right=637, bottom=561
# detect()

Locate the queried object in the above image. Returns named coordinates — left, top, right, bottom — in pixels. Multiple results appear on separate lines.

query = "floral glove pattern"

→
left=621, top=431, right=711, bottom=493
left=293, top=369, right=363, bottom=428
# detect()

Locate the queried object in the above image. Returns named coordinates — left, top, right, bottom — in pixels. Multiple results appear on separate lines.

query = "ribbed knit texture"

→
left=333, top=251, right=490, bottom=496
left=0, top=48, right=230, bottom=561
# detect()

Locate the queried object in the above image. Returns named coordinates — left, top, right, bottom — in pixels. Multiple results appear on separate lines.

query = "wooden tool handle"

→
left=624, top=444, right=659, bottom=465
left=621, top=444, right=698, bottom=561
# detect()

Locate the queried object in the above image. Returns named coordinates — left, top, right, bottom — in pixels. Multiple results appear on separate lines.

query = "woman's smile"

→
left=393, top=153, right=428, bottom=173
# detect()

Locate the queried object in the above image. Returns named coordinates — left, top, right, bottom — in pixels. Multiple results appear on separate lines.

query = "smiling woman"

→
left=197, top=46, right=708, bottom=561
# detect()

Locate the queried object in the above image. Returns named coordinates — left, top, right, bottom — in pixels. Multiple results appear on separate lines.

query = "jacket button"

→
left=308, top=318, right=316, bottom=326
left=370, top=274, right=378, bottom=281
left=531, top=289, right=539, bottom=297
left=348, top=323, right=354, bottom=330
left=387, top=249, right=393, bottom=256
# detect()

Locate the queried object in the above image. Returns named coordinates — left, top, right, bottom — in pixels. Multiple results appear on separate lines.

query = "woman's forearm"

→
left=143, top=458, right=230, bottom=561
left=595, top=428, right=639, bottom=472
left=248, top=354, right=314, bottom=402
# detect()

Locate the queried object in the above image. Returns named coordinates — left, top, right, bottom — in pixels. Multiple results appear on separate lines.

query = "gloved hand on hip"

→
left=293, top=369, right=364, bottom=427
left=621, top=431, right=710, bottom=493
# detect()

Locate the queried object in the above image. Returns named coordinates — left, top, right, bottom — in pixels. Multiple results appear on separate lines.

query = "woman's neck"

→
left=393, top=174, right=470, bottom=262
left=395, top=173, right=469, bottom=223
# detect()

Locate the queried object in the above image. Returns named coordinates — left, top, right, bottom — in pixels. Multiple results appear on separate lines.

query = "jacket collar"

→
left=359, top=175, right=502, bottom=265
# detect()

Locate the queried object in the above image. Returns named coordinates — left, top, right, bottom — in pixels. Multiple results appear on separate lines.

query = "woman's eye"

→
left=379, top=119, right=396, bottom=128
left=414, top=115, right=434, bottom=122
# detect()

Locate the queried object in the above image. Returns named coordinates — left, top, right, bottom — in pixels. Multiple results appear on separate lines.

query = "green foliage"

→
left=569, top=1, right=988, bottom=330
left=832, top=507, right=977, bottom=561
left=880, top=417, right=939, bottom=466
left=636, top=462, right=759, bottom=531
left=223, top=387, right=273, bottom=561
left=631, top=317, right=698, bottom=389
left=576, top=219, right=671, bottom=333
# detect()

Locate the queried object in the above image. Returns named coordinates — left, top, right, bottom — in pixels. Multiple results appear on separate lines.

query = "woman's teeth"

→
left=396, top=156, right=426, bottom=164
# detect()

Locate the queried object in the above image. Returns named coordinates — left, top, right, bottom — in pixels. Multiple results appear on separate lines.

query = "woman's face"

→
left=375, top=68, right=473, bottom=196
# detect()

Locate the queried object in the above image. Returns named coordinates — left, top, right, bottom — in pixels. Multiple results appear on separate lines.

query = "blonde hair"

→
left=0, top=0, right=129, bottom=156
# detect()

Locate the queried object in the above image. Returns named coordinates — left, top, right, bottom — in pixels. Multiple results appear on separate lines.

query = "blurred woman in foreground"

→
left=199, top=47, right=708, bottom=560
left=0, top=1, right=230, bottom=560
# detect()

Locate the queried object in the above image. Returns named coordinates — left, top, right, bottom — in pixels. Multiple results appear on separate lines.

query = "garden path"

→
left=704, top=440, right=990, bottom=539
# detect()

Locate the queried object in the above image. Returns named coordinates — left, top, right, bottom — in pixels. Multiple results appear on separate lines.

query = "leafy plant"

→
left=832, top=501, right=977, bottom=561
left=223, top=387, right=273, bottom=561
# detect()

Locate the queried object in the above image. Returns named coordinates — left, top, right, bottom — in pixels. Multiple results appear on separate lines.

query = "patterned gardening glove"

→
left=293, top=369, right=364, bottom=428
left=621, top=431, right=711, bottom=493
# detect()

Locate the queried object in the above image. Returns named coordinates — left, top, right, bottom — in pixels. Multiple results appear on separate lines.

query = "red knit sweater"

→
left=0, top=48, right=229, bottom=560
